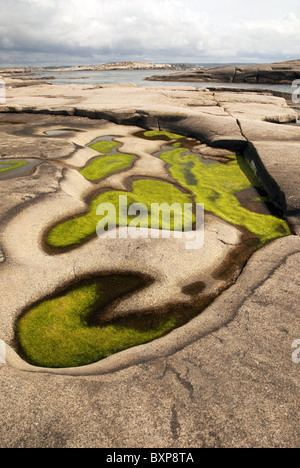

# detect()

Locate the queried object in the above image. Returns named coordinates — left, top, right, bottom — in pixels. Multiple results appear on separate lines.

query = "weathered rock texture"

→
left=146, top=59, right=300, bottom=84
left=0, top=82, right=299, bottom=448
left=1, top=82, right=299, bottom=231
left=0, top=236, right=299, bottom=448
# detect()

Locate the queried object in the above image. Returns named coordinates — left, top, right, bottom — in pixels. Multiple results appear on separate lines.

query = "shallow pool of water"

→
left=0, top=159, right=42, bottom=180
left=44, top=129, right=77, bottom=136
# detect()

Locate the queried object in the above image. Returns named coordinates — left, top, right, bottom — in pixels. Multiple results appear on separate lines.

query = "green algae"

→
left=80, top=139, right=137, bottom=182
left=0, top=160, right=28, bottom=175
left=143, top=130, right=185, bottom=140
left=49, top=132, right=291, bottom=251
left=89, top=139, right=120, bottom=154
left=16, top=276, right=177, bottom=368
left=17, top=131, right=292, bottom=369
left=47, top=179, right=194, bottom=249
left=79, top=138, right=137, bottom=182
left=80, top=153, right=136, bottom=181
left=158, top=146, right=291, bottom=245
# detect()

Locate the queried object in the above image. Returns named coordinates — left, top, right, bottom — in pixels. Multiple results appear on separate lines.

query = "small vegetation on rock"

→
left=47, top=179, right=194, bottom=248
left=17, top=276, right=177, bottom=368
left=80, top=139, right=136, bottom=181
left=158, top=145, right=291, bottom=245
left=80, top=153, right=136, bottom=181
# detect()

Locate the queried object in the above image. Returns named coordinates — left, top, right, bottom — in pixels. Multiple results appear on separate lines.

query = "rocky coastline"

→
left=0, top=62, right=191, bottom=87
left=0, top=76, right=299, bottom=448
left=146, top=59, right=300, bottom=84
left=0, top=61, right=189, bottom=77
left=50, top=61, right=190, bottom=72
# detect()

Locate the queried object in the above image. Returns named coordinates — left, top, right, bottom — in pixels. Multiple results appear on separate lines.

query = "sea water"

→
left=29, top=68, right=293, bottom=94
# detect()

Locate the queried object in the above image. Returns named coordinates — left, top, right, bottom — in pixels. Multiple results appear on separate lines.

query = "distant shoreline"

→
left=0, top=60, right=297, bottom=94
left=0, top=61, right=193, bottom=75
left=145, top=59, right=300, bottom=85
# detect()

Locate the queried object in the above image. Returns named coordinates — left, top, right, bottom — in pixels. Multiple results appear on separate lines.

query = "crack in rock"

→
left=170, top=405, right=181, bottom=440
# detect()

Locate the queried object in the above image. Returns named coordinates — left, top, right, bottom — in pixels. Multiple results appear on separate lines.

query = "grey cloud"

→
left=0, top=0, right=299, bottom=65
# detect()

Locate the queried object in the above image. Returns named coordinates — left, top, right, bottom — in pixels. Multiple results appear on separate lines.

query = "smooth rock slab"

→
left=145, top=59, right=300, bottom=85
left=245, top=141, right=300, bottom=234
left=0, top=87, right=299, bottom=447
left=157, top=113, right=247, bottom=150
left=239, top=118, right=300, bottom=142
left=0, top=236, right=299, bottom=448
left=0, top=133, right=76, bottom=160
left=214, top=93, right=297, bottom=123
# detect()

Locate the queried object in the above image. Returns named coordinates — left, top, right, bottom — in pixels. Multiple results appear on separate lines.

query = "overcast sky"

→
left=0, top=0, right=300, bottom=66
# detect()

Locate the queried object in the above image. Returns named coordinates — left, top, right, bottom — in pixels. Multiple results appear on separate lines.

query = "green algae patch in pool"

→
left=80, top=153, right=136, bottom=181
left=46, top=179, right=194, bottom=249
left=80, top=138, right=137, bottom=182
left=16, top=275, right=177, bottom=368
left=143, top=130, right=185, bottom=140
left=0, top=160, right=28, bottom=175
left=159, top=147, right=291, bottom=245
left=89, top=139, right=121, bottom=154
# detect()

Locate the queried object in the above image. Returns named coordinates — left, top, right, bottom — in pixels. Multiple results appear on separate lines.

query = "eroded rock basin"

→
left=44, top=128, right=84, bottom=136
left=0, top=115, right=291, bottom=373
left=0, top=158, right=42, bottom=180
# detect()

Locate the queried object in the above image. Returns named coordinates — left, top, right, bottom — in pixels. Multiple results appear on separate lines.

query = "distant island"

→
left=0, top=62, right=192, bottom=79
left=145, top=59, right=300, bottom=84
left=0, top=62, right=191, bottom=74
left=50, top=61, right=192, bottom=72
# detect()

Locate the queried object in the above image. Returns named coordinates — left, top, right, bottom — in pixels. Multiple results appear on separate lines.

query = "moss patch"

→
left=16, top=275, right=177, bottom=368
left=47, top=179, right=194, bottom=249
left=89, top=139, right=120, bottom=154
left=79, top=138, right=137, bottom=182
left=80, top=153, right=136, bottom=181
left=143, top=130, right=185, bottom=140
left=17, top=131, right=292, bottom=369
left=159, top=146, right=291, bottom=245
